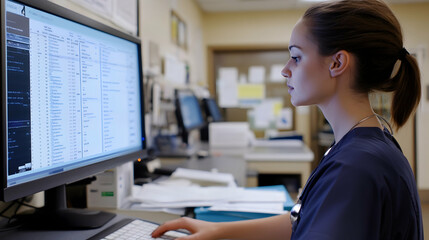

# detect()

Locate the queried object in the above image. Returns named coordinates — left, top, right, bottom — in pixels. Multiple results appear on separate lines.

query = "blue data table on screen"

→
left=194, top=185, right=294, bottom=222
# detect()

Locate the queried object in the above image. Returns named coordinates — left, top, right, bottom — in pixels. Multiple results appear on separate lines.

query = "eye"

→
left=291, top=56, right=300, bottom=63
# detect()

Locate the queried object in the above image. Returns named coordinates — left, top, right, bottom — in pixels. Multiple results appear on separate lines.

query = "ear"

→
left=329, top=50, right=350, bottom=78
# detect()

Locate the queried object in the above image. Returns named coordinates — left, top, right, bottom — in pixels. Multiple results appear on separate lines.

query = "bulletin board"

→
left=207, top=46, right=294, bottom=133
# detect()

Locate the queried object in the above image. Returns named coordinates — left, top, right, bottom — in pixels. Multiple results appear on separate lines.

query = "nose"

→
left=281, top=64, right=291, bottom=79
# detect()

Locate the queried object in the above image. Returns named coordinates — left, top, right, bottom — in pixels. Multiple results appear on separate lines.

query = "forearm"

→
left=215, top=213, right=292, bottom=240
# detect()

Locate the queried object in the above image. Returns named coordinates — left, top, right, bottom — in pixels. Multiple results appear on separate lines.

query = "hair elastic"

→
left=399, top=47, right=409, bottom=61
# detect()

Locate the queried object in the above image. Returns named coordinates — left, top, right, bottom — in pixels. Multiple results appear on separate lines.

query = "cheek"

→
left=293, top=68, right=330, bottom=105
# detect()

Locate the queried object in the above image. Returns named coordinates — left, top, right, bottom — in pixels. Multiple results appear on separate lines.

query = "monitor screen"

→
left=175, top=90, right=204, bottom=131
left=203, top=98, right=223, bottom=122
left=1, top=0, right=146, bottom=209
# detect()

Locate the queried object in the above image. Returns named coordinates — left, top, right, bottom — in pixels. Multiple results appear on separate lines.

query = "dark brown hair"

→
left=303, top=0, right=421, bottom=129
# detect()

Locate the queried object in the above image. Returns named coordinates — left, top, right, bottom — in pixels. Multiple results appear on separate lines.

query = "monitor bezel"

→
left=0, top=0, right=147, bottom=202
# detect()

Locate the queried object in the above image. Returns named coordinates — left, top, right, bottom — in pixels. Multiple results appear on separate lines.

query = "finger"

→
left=175, top=232, right=206, bottom=240
left=151, top=218, right=190, bottom=238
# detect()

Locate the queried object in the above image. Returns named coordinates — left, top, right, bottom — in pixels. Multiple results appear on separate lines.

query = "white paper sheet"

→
left=171, top=168, right=237, bottom=187
left=217, top=67, right=238, bottom=107
left=217, top=80, right=238, bottom=107
left=248, top=66, right=265, bottom=83
left=209, top=202, right=287, bottom=214
left=276, top=107, right=293, bottom=129
left=132, top=184, right=237, bottom=203
left=164, top=54, right=186, bottom=84
left=270, top=64, right=286, bottom=82
left=252, top=99, right=282, bottom=129
left=228, top=188, right=286, bottom=203
left=218, top=67, right=238, bottom=82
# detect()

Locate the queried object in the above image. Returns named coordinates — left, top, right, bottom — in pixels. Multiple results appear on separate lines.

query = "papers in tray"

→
left=129, top=168, right=290, bottom=216
left=251, top=139, right=303, bottom=148
left=130, top=184, right=286, bottom=214
left=170, top=168, right=237, bottom=187
left=208, top=202, right=286, bottom=215
left=194, top=185, right=294, bottom=222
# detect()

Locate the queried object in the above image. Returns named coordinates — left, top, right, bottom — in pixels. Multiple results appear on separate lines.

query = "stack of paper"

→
left=128, top=168, right=289, bottom=216
left=130, top=183, right=285, bottom=211
left=195, top=185, right=295, bottom=222
left=170, top=168, right=237, bottom=187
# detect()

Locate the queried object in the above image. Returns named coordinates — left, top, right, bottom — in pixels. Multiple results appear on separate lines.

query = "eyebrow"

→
left=288, top=45, right=302, bottom=51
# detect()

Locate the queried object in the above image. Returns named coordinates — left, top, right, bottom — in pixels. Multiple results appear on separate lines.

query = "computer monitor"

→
left=200, top=98, right=223, bottom=142
left=202, top=98, right=223, bottom=122
left=1, top=0, right=146, bottom=229
left=174, top=89, right=204, bottom=145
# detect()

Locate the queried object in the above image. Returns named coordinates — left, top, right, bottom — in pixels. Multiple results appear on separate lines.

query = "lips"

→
left=286, top=82, right=294, bottom=94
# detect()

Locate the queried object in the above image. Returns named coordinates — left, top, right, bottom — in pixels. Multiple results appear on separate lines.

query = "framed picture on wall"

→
left=171, top=11, right=187, bottom=50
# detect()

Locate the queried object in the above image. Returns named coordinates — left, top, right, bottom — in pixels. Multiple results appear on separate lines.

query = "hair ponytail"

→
left=390, top=53, right=421, bottom=129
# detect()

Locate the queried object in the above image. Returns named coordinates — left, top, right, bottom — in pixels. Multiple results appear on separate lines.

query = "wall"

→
left=202, top=3, right=429, bottom=189
left=140, top=0, right=206, bottom=86
left=392, top=3, right=429, bottom=189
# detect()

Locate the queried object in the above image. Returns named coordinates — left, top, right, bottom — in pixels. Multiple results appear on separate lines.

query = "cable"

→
left=0, top=200, right=23, bottom=232
left=8, top=198, right=25, bottom=224
left=0, top=201, right=16, bottom=219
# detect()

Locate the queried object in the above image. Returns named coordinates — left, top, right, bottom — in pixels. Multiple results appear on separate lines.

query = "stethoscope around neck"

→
left=289, top=114, right=393, bottom=225
left=290, top=146, right=333, bottom=225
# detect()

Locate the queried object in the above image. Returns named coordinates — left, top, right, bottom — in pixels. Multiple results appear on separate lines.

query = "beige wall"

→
left=203, top=10, right=304, bottom=46
left=140, top=0, right=206, bottom=86
left=392, top=3, right=429, bottom=189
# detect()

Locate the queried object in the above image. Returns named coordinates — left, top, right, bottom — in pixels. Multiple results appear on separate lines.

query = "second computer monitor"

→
left=175, top=89, right=205, bottom=145
left=202, top=98, right=223, bottom=122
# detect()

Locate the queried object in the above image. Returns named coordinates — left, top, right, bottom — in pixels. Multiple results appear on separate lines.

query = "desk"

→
left=0, top=214, right=146, bottom=240
left=244, top=145, right=314, bottom=188
left=158, top=143, right=314, bottom=189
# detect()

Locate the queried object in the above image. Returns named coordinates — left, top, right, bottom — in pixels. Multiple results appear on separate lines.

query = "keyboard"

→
left=88, top=218, right=189, bottom=240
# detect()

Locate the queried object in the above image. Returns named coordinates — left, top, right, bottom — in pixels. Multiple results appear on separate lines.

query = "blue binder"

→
left=194, top=185, right=295, bottom=222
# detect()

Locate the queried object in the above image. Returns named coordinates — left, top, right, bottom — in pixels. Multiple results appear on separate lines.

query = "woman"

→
left=152, top=0, right=423, bottom=239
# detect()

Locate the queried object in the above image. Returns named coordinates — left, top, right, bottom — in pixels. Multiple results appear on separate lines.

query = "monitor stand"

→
left=16, top=185, right=115, bottom=230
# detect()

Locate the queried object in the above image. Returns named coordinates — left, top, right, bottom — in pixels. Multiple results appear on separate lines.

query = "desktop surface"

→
left=0, top=214, right=129, bottom=240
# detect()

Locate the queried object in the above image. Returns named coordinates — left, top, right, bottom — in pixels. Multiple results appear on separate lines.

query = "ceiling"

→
left=195, top=0, right=429, bottom=12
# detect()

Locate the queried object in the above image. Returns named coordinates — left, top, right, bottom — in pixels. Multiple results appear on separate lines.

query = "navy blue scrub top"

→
left=291, top=127, right=423, bottom=240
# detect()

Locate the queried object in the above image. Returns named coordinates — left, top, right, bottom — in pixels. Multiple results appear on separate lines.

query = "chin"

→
left=291, top=98, right=311, bottom=107
left=291, top=98, right=303, bottom=107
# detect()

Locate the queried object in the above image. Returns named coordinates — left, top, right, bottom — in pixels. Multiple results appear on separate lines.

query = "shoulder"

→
left=329, top=127, right=406, bottom=171
left=293, top=128, right=422, bottom=239
left=316, top=127, right=415, bottom=195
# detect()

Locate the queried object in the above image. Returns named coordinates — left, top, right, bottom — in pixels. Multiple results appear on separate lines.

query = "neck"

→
left=319, top=94, right=382, bottom=144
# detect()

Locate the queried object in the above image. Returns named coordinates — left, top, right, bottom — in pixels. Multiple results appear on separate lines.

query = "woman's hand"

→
left=151, top=217, right=220, bottom=240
